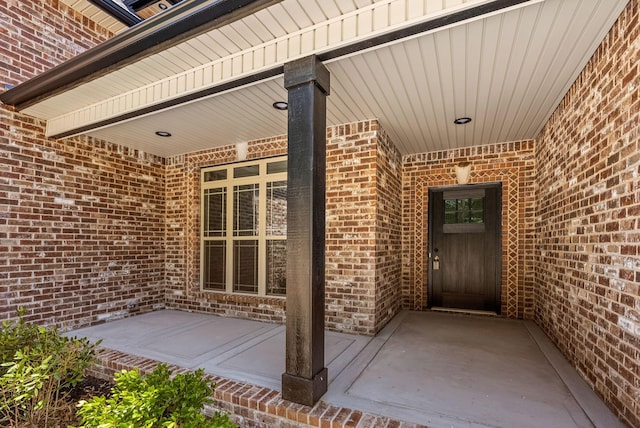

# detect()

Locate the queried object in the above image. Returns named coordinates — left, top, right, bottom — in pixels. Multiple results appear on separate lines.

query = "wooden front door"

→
left=428, top=183, right=501, bottom=313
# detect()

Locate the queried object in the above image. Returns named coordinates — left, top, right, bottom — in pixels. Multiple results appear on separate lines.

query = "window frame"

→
left=200, top=156, right=287, bottom=297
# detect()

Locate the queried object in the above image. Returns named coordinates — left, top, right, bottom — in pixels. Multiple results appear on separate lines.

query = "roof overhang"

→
left=1, top=0, right=630, bottom=157
left=1, top=0, right=281, bottom=109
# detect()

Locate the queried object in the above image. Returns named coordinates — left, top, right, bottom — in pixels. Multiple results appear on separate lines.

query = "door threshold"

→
left=430, top=307, right=499, bottom=317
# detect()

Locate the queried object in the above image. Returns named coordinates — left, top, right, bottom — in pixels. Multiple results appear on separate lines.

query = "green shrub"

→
left=76, top=364, right=236, bottom=428
left=0, top=308, right=100, bottom=427
left=0, top=352, right=53, bottom=426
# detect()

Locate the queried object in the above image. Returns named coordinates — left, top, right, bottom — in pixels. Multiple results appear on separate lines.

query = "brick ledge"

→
left=88, top=346, right=427, bottom=428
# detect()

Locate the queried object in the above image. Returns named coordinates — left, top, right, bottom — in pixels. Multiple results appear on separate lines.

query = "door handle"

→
left=433, top=255, right=440, bottom=270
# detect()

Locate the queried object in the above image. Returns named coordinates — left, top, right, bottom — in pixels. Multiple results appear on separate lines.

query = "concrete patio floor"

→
left=69, top=309, right=622, bottom=428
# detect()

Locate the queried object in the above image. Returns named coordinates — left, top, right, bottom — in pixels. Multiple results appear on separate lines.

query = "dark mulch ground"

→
left=68, top=376, right=113, bottom=402
left=51, top=376, right=114, bottom=427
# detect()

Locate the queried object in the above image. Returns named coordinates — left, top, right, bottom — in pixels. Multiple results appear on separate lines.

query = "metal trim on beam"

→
left=127, top=0, right=180, bottom=11
left=87, top=0, right=143, bottom=27
left=0, top=0, right=282, bottom=109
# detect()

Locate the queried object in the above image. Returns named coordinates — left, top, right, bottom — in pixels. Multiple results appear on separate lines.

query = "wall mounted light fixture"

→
left=236, top=142, right=248, bottom=161
left=455, top=161, right=471, bottom=184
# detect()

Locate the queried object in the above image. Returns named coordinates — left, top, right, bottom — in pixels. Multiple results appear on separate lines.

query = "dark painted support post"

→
left=281, top=55, right=330, bottom=407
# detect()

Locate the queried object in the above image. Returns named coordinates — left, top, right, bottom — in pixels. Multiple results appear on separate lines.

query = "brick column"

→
left=281, top=55, right=330, bottom=406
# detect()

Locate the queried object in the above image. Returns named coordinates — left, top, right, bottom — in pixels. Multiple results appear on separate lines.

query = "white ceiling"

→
left=60, top=0, right=129, bottom=34
left=23, top=0, right=630, bottom=157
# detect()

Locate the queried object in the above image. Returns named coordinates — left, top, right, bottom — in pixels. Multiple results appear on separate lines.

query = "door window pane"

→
left=203, top=241, right=225, bottom=290
left=267, top=180, right=287, bottom=235
left=444, top=197, right=484, bottom=224
left=233, top=240, right=258, bottom=293
left=266, top=239, right=286, bottom=296
left=234, top=184, right=259, bottom=236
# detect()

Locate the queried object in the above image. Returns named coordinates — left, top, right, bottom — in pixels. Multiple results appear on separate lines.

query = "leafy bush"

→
left=0, top=308, right=100, bottom=427
left=76, top=364, right=236, bottom=428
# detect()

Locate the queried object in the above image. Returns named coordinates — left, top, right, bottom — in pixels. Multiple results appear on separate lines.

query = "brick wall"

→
left=373, top=126, right=402, bottom=332
left=0, top=0, right=166, bottom=328
left=325, top=122, right=378, bottom=334
left=534, top=0, right=640, bottom=425
left=165, top=120, right=402, bottom=335
left=326, top=120, right=404, bottom=334
left=402, top=141, right=536, bottom=318
left=0, top=111, right=167, bottom=327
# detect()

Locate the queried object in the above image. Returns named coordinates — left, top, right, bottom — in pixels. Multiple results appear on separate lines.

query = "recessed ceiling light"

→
left=454, top=117, right=472, bottom=125
left=158, top=3, right=168, bottom=9
left=272, top=101, right=288, bottom=110
left=155, top=131, right=171, bottom=137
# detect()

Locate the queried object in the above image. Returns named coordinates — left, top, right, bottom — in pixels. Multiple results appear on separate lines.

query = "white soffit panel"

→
left=60, top=0, right=128, bottom=34
left=327, top=0, right=627, bottom=154
left=28, top=0, right=387, bottom=119
left=86, top=77, right=289, bottom=157
left=25, top=0, right=495, bottom=126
